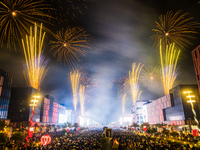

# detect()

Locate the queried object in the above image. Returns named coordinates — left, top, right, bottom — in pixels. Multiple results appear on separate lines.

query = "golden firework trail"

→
left=49, top=27, right=90, bottom=66
left=129, top=63, right=144, bottom=104
left=0, top=0, right=53, bottom=50
left=79, top=84, right=85, bottom=116
left=44, top=0, right=90, bottom=23
left=152, top=10, right=199, bottom=50
left=160, top=41, right=181, bottom=95
left=122, top=93, right=127, bottom=115
left=70, top=70, right=81, bottom=114
left=22, top=23, right=49, bottom=90
left=140, top=66, right=160, bottom=88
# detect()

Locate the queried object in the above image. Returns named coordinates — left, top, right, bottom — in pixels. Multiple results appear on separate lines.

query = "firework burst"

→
left=70, top=69, right=81, bottom=114
left=160, top=41, right=181, bottom=95
left=152, top=10, right=199, bottom=50
left=140, top=66, right=160, bottom=88
left=122, top=93, right=127, bottom=115
left=0, top=0, right=53, bottom=50
left=79, top=84, right=85, bottom=116
left=129, top=63, right=144, bottom=104
left=49, top=27, right=90, bottom=66
left=43, top=0, right=91, bottom=24
left=22, top=23, right=49, bottom=90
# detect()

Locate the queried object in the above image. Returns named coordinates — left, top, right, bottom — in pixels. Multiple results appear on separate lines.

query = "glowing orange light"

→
left=12, top=12, right=16, bottom=16
left=165, top=32, right=169, bottom=36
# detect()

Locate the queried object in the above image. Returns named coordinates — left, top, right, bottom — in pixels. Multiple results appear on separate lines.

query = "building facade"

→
left=7, top=87, right=42, bottom=123
left=192, top=45, right=200, bottom=93
left=131, top=100, right=149, bottom=124
left=146, top=84, right=200, bottom=125
left=0, top=69, right=13, bottom=119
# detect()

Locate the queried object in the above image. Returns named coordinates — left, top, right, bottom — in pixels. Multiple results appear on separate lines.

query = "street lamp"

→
left=183, top=91, right=199, bottom=132
left=28, top=95, right=40, bottom=136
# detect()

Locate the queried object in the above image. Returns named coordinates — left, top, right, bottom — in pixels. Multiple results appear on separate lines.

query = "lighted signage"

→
left=41, top=135, right=51, bottom=146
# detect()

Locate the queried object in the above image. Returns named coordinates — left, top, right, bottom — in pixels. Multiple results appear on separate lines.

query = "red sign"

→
left=41, top=135, right=51, bottom=146
left=192, top=129, right=199, bottom=136
left=28, top=131, right=33, bottom=138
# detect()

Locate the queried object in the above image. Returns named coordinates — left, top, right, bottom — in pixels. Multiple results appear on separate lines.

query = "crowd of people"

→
left=0, top=128, right=199, bottom=150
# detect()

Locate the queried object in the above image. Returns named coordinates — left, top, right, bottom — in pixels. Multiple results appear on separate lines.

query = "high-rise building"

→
left=191, top=45, right=200, bottom=93
left=7, top=87, right=42, bottom=123
left=0, top=69, right=13, bottom=119
left=146, top=84, right=200, bottom=125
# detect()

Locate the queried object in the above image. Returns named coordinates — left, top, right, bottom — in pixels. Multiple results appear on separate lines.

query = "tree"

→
left=62, top=129, right=67, bottom=134
left=0, top=133, right=7, bottom=143
left=170, top=131, right=179, bottom=137
left=0, top=120, right=6, bottom=131
left=131, top=123, right=139, bottom=129
left=11, top=132, right=24, bottom=141
left=140, top=122, right=150, bottom=129
left=162, top=128, right=170, bottom=136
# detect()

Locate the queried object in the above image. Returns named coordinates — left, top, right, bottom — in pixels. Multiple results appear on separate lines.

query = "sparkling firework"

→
left=160, top=41, right=181, bottom=95
left=22, top=23, right=49, bottom=90
left=122, top=93, right=127, bottom=115
left=140, top=66, right=160, bottom=88
left=49, top=27, right=90, bottom=66
left=79, top=84, right=85, bottom=116
left=43, top=0, right=90, bottom=23
left=152, top=10, right=199, bottom=50
left=129, top=63, right=144, bottom=104
left=0, top=0, right=53, bottom=50
left=70, top=70, right=81, bottom=114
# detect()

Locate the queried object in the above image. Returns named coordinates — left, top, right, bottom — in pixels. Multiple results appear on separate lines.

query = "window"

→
left=137, top=107, right=142, bottom=110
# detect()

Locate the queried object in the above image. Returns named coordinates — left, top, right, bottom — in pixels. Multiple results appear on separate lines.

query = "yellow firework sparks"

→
left=122, top=93, right=127, bottom=115
left=0, top=0, right=53, bottom=50
left=70, top=70, right=81, bottom=114
left=49, top=27, right=90, bottom=66
left=79, top=84, right=85, bottom=116
left=129, top=63, right=144, bottom=104
left=44, top=0, right=90, bottom=23
left=160, top=41, right=181, bottom=95
left=22, top=23, right=49, bottom=90
left=152, top=10, right=199, bottom=50
left=140, top=66, right=160, bottom=88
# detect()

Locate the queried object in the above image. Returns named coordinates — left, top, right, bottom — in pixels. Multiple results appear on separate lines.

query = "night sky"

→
left=0, top=0, right=200, bottom=125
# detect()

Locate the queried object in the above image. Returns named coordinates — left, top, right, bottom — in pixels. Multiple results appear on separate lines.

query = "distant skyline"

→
left=0, top=0, right=200, bottom=124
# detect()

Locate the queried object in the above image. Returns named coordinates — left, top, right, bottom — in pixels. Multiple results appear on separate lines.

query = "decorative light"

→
left=12, top=12, right=16, bottom=16
left=41, top=135, right=51, bottom=146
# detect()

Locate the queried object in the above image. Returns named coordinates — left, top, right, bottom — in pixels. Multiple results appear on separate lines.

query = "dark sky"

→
left=1, top=0, right=200, bottom=125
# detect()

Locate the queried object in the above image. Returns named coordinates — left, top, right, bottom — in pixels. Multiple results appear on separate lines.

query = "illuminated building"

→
left=131, top=100, right=150, bottom=124
left=192, top=45, right=200, bottom=93
left=8, top=87, right=42, bottom=124
left=40, top=95, right=54, bottom=123
left=147, top=84, right=200, bottom=125
left=0, top=69, right=13, bottom=119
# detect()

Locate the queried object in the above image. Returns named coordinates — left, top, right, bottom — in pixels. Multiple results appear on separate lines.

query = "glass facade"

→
left=0, top=69, right=13, bottom=119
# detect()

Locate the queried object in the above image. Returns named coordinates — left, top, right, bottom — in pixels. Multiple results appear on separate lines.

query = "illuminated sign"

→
left=41, top=135, right=51, bottom=146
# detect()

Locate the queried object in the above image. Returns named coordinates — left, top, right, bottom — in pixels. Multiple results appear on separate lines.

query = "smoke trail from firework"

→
left=122, top=93, right=127, bottom=115
left=79, top=84, right=85, bottom=116
left=129, top=63, right=144, bottom=105
left=70, top=70, right=81, bottom=114
left=22, top=23, right=49, bottom=90
left=160, top=41, right=181, bottom=95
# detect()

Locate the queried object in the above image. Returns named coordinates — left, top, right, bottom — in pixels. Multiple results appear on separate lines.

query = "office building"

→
left=0, top=69, right=13, bottom=119
left=7, top=87, right=42, bottom=123
left=146, top=84, right=200, bottom=125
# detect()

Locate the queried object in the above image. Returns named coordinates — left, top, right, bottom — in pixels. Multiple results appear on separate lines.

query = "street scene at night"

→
left=2, top=0, right=200, bottom=149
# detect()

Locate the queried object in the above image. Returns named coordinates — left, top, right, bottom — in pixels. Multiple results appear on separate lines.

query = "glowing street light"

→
left=28, top=95, right=40, bottom=137
left=183, top=91, right=199, bottom=131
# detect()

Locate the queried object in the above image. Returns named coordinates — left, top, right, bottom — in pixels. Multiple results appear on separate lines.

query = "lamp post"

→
left=28, top=95, right=40, bottom=137
left=183, top=91, right=199, bottom=132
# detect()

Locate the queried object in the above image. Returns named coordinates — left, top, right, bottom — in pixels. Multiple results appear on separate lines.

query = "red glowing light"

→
left=41, top=135, right=51, bottom=146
